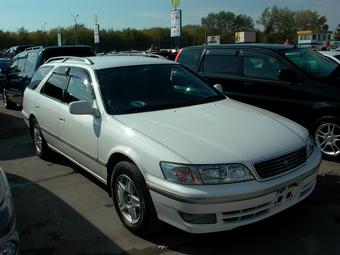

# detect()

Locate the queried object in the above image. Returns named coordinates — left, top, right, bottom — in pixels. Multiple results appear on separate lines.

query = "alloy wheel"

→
left=315, top=122, right=340, bottom=157
left=33, top=124, right=43, bottom=154
left=116, top=174, right=141, bottom=224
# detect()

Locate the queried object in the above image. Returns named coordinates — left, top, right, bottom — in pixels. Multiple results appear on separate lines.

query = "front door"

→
left=57, top=67, right=101, bottom=177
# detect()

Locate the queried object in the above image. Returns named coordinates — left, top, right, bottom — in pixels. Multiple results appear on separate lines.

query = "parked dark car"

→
left=176, top=44, right=340, bottom=159
left=4, top=45, right=34, bottom=59
left=0, top=167, right=19, bottom=255
left=2, top=45, right=95, bottom=109
left=0, top=58, right=11, bottom=91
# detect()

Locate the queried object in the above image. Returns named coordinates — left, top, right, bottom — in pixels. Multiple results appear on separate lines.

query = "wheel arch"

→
left=106, top=151, right=143, bottom=196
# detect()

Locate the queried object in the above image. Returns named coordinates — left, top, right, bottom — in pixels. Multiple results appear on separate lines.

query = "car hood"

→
left=115, top=99, right=307, bottom=164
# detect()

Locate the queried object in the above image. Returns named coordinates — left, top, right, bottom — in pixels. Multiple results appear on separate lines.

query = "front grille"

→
left=254, top=147, right=306, bottom=179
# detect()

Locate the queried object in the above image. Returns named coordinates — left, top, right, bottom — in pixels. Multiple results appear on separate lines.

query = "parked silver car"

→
left=0, top=167, right=19, bottom=255
left=22, top=56, right=321, bottom=234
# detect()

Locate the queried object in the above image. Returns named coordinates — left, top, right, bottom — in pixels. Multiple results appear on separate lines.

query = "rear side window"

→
left=41, top=73, right=68, bottom=101
left=28, top=66, right=54, bottom=90
left=202, top=53, right=242, bottom=75
left=178, top=49, right=202, bottom=71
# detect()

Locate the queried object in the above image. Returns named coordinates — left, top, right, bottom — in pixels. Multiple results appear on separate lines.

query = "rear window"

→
left=177, top=49, right=202, bottom=71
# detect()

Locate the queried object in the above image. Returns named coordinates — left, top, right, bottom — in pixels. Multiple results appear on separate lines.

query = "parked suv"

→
left=2, top=45, right=95, bottom=109
left=176, top=44, right=340, bottom=159
left=22, top=56, right=321, bottom=234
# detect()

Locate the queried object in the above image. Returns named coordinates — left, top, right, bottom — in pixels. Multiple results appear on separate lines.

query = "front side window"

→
left=243, top=52, right=285, bottom=80
left=97, top=64, right=224, bottom=114
left=41, top=73, right=68, bottom=101
left=281, top=48, right=338, bottom=79
left=64, top=67, right=93, bottom=104
left=28, top=65, right=54, bottom=90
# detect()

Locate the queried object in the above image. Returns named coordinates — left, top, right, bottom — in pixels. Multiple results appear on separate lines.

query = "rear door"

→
left=37, top=66, right=69, bottom=149
left=198, top=48, right=244, bottom=96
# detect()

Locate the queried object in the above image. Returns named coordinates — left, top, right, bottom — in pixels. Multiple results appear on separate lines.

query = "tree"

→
left=295, top=10, right=328, bottom=32
left=201, top=11, right=254, bottom=43
left=257, top=6, right=295, bottom=43
left=257, top=6, right=329, bottom=43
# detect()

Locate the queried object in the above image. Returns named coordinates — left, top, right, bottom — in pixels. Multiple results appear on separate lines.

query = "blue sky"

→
left=1, top=0, right=339, bottom=31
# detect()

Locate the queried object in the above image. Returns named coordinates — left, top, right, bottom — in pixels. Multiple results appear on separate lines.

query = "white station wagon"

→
left=22, top=56, right=321, bottom=234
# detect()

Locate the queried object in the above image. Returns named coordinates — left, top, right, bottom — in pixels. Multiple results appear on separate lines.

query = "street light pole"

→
left=70, top=14, right=79, bottom=45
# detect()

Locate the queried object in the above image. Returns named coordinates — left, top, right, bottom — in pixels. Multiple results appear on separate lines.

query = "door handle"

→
left=35, top=106, right=39, bottom=109
left=59, top=116, right=65, bottom=122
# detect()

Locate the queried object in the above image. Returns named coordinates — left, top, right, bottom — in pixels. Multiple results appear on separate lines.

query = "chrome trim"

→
left=148, top=164, right=319, bottom=205
left=40, top=126, right=101, bottom=165
left=47, top=144, right=107, bottom=184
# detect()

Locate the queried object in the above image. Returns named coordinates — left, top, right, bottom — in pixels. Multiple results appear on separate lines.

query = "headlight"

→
left=160, top=162, right=254, bottom=185
left=306, top=135, right=314, bottom=158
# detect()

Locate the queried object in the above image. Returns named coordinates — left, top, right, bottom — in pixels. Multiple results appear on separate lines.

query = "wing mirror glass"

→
left=69, top=100, right=94, bottom=115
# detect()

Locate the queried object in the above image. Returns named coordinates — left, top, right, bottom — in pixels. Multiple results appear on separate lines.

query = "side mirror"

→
left=278, top=69, right=297, bottom=83
left=69, top=100, right=94, bottom=115
left=213, top=84, right=224, bottom=94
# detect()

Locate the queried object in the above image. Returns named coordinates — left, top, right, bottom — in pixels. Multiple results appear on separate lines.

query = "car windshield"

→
left=281, top=48, right=338, bottom=79
left=97, top=64, right=225, bottom=114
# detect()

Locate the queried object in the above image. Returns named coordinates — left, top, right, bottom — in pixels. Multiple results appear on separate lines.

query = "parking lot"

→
left=0, top=96, right=340, bottom=255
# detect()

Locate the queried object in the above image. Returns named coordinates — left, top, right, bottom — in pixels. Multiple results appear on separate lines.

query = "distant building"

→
left=297, top=30, right=333, bottom=49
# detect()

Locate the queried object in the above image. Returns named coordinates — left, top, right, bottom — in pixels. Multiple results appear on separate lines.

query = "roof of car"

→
left=183, top=43, right=296, bottom=51
left=318, top=50, right=340, bottom=57
left=48, top=55, right=176, bottom=70
left=89, top=56, right=175, bottom=69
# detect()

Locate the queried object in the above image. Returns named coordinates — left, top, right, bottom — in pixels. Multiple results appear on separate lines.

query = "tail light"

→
left=174, top=48, right=183, bottom=62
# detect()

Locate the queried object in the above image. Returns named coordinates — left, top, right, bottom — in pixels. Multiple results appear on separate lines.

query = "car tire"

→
left=111, top=161, right=160, bottom=236
left=31, top=118, right=50, bottom=159
left=312, top=116, right=340, bottom=160
left=3, top=89, right=16, bottom=109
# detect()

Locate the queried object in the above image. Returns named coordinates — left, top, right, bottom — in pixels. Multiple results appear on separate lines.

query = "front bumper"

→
left=148, top=148, right=321, bottom=233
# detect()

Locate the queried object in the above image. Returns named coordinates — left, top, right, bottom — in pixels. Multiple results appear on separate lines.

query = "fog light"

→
left=179, top=212, right=216, bottom=224
left=0, top=241, right=17, bottom=255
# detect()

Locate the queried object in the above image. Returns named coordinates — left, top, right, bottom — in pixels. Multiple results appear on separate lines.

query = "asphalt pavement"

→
left=0, top=96, right=339, bottom=255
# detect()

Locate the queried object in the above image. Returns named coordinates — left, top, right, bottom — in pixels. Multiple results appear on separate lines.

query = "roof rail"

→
left=25, top=46, right=43, bottom=51
left=45, top=56, right=94, bottom=65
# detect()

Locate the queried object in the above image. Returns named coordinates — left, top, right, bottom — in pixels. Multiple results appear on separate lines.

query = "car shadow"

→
left=7, top=173, right=124, bottom=255
left=144, top=174, right=340, bottom=255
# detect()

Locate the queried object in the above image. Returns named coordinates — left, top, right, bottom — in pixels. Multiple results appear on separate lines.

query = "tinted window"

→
left=243, top=52, right=285, bottom=80
left=25, top=51, right=39, bottom=77
left=28, top=66, right=53, bottom=90
left=9, top=59, right=19, bottom=73
left=41, top=73, right=68, bottom=101
left=282, top=48, right=337, bottom=79
left=17, top=58, right=26, bottom=72
left=202, top=54, right=242, bottom=75
left=97, top=64, right=224, bottom=114
left=178, top=49, right=202, bottom=71
left=65, top=67, right=93, bottom=104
